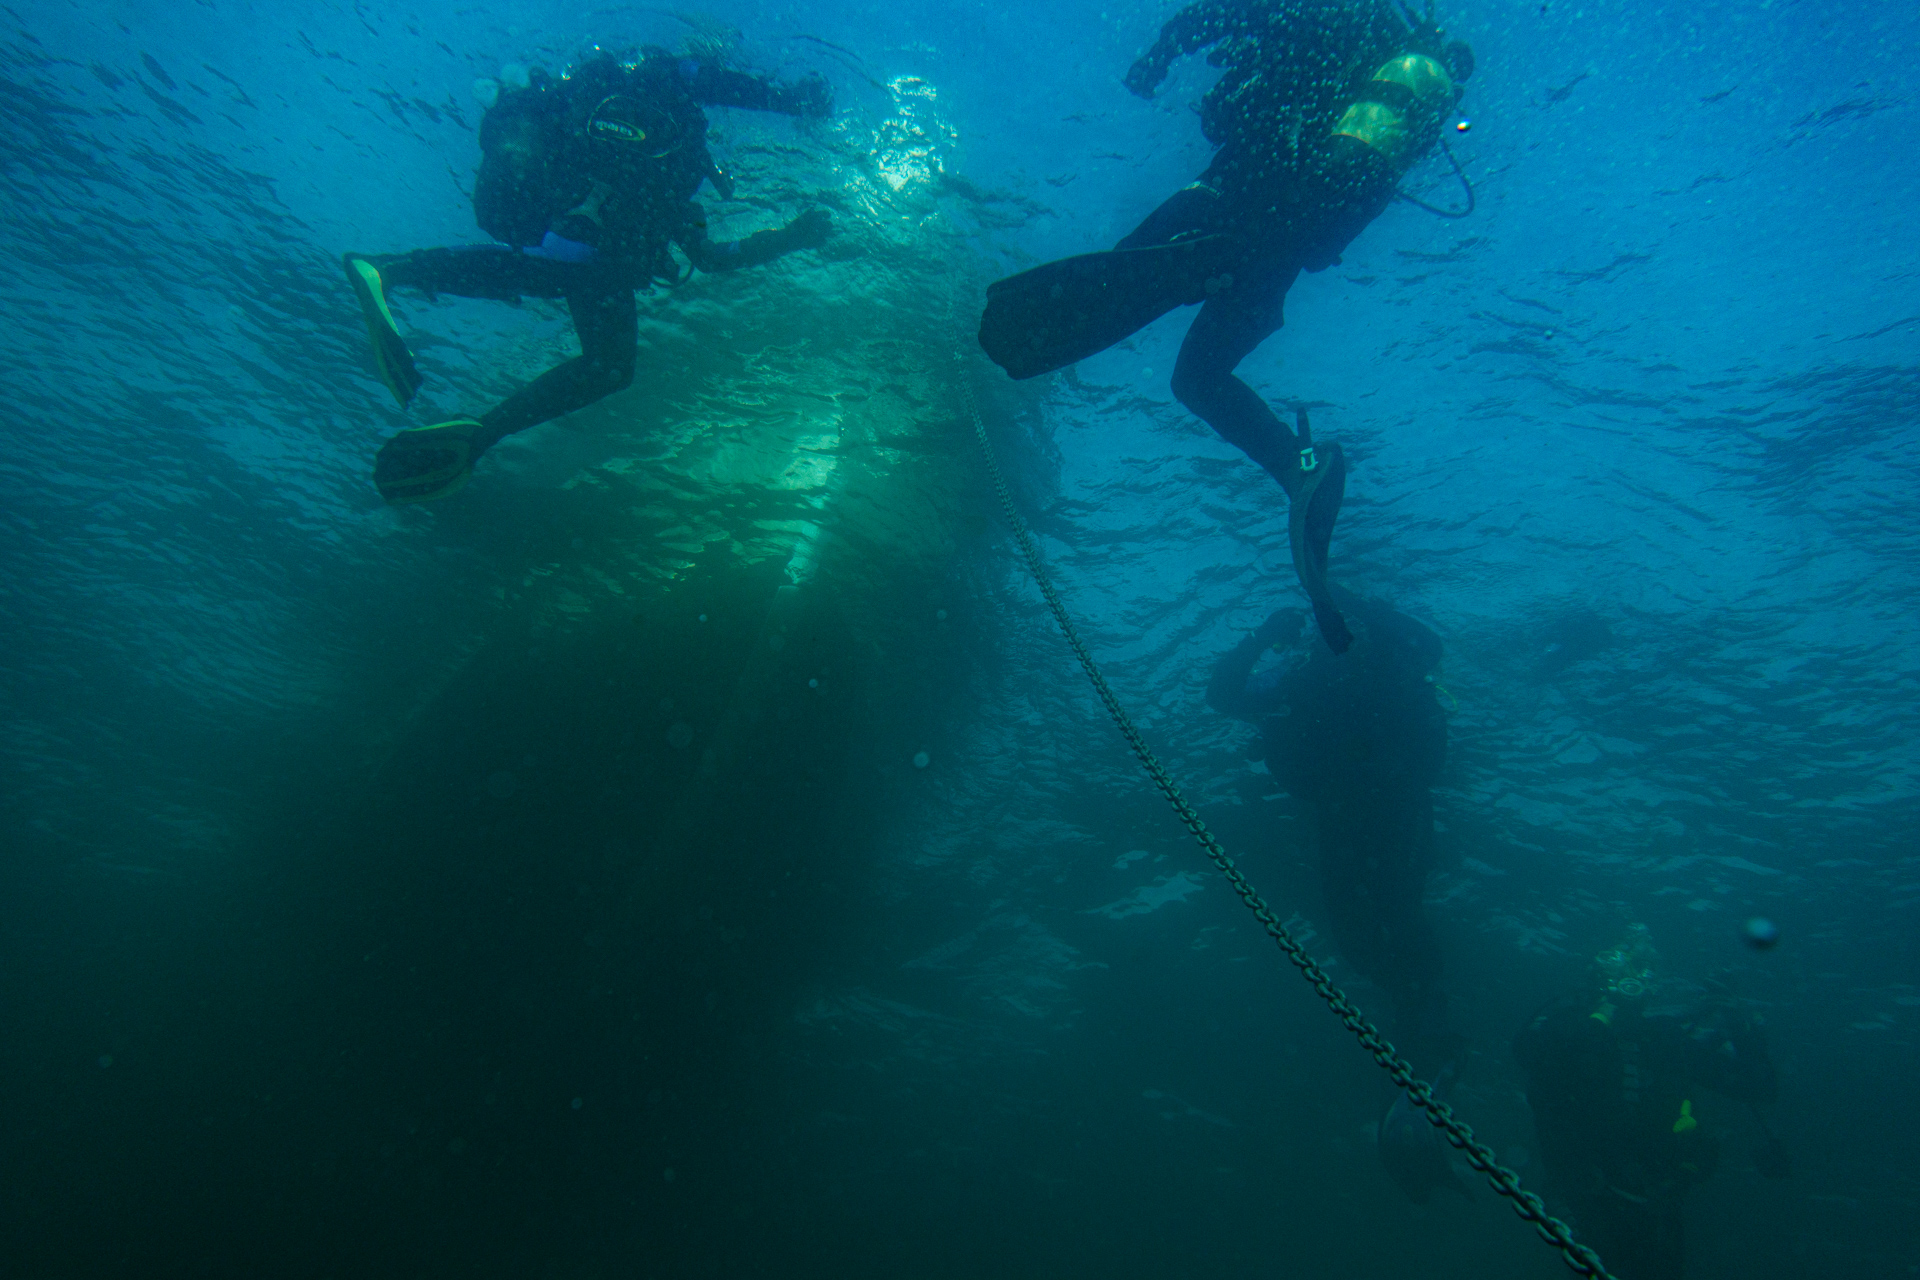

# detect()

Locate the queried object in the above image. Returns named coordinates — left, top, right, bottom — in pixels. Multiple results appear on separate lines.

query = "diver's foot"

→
left=374, top=419, right=483, bottom=504
left=344, top=252, right=423, bottom=407
left=1289, top=440, right=1351, bottom=653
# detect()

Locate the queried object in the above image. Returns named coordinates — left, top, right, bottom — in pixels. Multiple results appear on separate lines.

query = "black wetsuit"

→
left=1206, top=596, right=1450, bottom=1051
left=371, top=52, right=829, bottom=452
left=1122, top=0, right=1434, bottom=491
left=1516, top=993, right=1781, bottom=1280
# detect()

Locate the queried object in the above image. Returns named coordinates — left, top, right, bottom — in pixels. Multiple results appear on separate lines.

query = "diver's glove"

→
left=781, top=208, right=833, bottom=250
left=1253, top=609, right=1304, bottom=647
left=785, top=72, right=834, bottom=118
left=522, top=230, right=598, bottom=263
left=711, top=209, right=833, bottom=271
left=1123, top=55, right=1167, bottom=99
left=1752, top=1132, right=1792, bottom=1180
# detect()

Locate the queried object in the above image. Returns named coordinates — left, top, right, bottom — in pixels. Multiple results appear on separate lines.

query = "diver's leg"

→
left=1579, top=1192, right=1687, bottom=1280
left=1640, top=1205, right=1688, bottom=1280
left=1370, top=794, right=1453, bottom=1063
left=1314, top=806, right=1393, bottom=989
left=1318, top=865, right=1386, bottom=987
left=475, top=278, right=639, bottom=447
left=1116, top=182, right=1223, bottom=250
left=1171, top=261, right=1352, bottom=652
left=1168, top=262, right=1301, bottom=483
left=371, top=245, right=573, bottom=302
left=345, top=246, right=573, bottom=410
left=368, top=264, right=635, bottom=503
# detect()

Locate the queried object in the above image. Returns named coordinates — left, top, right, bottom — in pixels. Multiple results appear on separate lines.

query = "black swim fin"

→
left=979, top=235, right=1243, bottom=380
left=1290, top=442, right=1352, bottom=654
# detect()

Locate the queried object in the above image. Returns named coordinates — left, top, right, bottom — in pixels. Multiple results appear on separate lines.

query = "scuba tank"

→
left=471, top=52, right=720, bottom=253
left=1330, top=53, right=1457, bottom=172
left=473, top=68, right=568, bottom=248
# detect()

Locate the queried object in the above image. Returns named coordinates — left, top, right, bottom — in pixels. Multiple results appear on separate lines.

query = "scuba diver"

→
left=979, top=1, right=1474, bottom=652
left=344, top=49, right=835, bottom=503
left=1516, top=926, right=1791, bottom=1280
left=1206, top=591, right=1452, bottom=1066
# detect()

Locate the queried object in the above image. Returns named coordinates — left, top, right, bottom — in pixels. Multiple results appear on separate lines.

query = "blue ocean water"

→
left=1, top=0, right=1916, bottom=1276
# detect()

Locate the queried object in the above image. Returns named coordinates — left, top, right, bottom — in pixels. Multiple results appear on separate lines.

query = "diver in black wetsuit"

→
left=343, top=49, right=834, bottom=503
left=980, top=2, right=1473, bottom=651
left=1516, top=927, right=1790, bottom=1280
left=1206, top=593, right=1452, bottom=1061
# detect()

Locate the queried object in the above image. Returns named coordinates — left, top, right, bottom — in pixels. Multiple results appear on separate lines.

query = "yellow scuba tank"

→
left=1331, top=54, right=1455, bottom=169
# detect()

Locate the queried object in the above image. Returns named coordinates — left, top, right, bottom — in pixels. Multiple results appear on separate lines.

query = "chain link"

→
left=960, top=372, right=1614, bottom=1280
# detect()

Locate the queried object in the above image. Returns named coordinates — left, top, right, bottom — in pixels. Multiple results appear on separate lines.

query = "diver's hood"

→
left=1441, top=39, right=1474, bottom=83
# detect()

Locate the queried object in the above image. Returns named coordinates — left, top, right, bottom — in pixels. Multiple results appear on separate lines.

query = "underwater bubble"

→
left=663, top=1167, right=677, bottom=1182
left=500, top=62, right=530, bottom=90
left=473, top=77, right=499, bottom=108
left=571, top=1097, right=583, bottom=1110
left=98, top=1054, right=113, bottom=1069
left=487, top=770, right=518, bottom=799
left=1742, top=917, right=1780, bottom=950
left=698, top=614, right=708, bottom=623
left=668, top=723, right=694, bottom=749
left=808, top=678, right=819, bottom=688
left=912, top=751, right=930, bottom=769
left=936, top=609, right=948, bottom=621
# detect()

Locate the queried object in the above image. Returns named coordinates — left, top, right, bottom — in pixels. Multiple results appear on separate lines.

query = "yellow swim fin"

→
left=374, top=419, right=483, bottom=504
left=344, top=253, right=423, bottom=407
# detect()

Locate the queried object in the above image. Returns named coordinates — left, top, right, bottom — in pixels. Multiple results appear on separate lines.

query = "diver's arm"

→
left=1125, top=0, right=1241, bottom=98
left=678, top=207, right=832, bottom=274
left=1205, top=634, right=1267, bottom=720
left=1205, top=611, right=1296, bottom=720
left=680, top=59, right=833, bottom=117
left=1691, top=1012, right=1779, bottom=1108
left=1687, top=1012, right=1792, bottom=1179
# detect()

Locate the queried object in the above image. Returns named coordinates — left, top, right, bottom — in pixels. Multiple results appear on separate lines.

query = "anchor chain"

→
left=960, top=369, right=1613, bottom=1280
